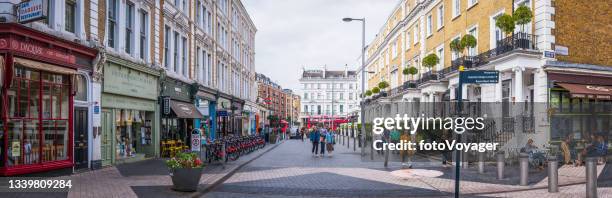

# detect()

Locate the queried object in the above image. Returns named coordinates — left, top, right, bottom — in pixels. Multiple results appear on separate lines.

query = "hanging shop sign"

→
left=162, top=96, right=171, bottom=115
left=191, top=129, right=201, bottom=152
left=17, top=0, right=48, bottom=24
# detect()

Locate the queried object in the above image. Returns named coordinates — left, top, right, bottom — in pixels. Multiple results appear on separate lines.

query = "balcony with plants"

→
left=444, top=5, right=537, bottom=75
left=417, top=53, right=443, bottom=85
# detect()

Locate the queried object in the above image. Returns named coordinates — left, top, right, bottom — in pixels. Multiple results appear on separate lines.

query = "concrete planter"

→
left=170, top=167, right=203, bottom=192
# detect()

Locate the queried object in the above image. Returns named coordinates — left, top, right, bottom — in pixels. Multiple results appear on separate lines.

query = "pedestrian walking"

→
left=310, top=127, right=321, bottom=157
left=319, top=128, right=327, bottom=157
left=326, top=130, right=335, bottom=157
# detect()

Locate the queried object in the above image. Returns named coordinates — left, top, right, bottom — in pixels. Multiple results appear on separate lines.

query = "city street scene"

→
left=0, top=0, right=610, bottom=197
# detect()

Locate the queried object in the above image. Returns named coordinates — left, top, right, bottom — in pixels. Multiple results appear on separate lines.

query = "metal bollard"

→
left=497, top=151, right=505, bottom=180
left=548, top=155, right=558, bottom=193
left=462, top=151, right=470, bottom=169
left=478, top=151, right=485, bottom=174
left=586, top=157, right=598, bottom=198
left=519, top=152, right=529, bottom=186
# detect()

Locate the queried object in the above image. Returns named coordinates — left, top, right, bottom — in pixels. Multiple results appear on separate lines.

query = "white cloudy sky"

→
left=243, top=0, right=400, bottom=91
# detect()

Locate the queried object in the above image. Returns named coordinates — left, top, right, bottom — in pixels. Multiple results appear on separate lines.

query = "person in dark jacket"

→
left=310, top=127, right=321, bottom=157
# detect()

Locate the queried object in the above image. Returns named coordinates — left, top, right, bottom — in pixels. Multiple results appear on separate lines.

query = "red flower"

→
left=194, top=158, right=202, bottom=167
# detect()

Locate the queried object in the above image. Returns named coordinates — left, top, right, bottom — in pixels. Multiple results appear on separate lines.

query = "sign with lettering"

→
left=554, top=45, right=569, bottom=56
left=17, top=0, right=48, bottom=24
left=544, top=51, right=555, bottom=58
left=0, top=38, right=76, bottom=64
left=101, top=93, right=155, bottom=111
left=460, top=70, right=499, bottom=84
left=162, top=96, right=171, bottom=115
left=103, top=63, right=158, bottom=100
left=191, top=129, right=201, bottom=152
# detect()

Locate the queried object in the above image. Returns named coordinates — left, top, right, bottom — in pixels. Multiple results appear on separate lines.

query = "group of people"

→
left=308, top=126, right=336, bottom=157
left=522, top=134, right=608, bottom=170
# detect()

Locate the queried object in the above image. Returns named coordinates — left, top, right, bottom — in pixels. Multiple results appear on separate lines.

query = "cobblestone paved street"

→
left=205, top=138, right=612, bottom=198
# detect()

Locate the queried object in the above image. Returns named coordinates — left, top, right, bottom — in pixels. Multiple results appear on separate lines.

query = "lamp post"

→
left=342, top=17, right=366, bottom=157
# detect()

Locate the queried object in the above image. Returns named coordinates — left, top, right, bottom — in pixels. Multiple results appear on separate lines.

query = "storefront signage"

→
left=161, top=79, right=191, bottom=102
left=191, top=129, right=201, bottom=152
left=460, top=70, right=499, bottom=84
left=0, top=38, right=76, bottom=64
left=17, top=0, right=48, bottom=24
left=197, top=99, right=210, bottom=116
left=544, top=51, right=555, bottom=58
left=217, top=110, right=228, bottom=117
left=11, top=141, right=20, bottom=157
left=102, top=93, right=155, bottom=111
left=162, top=96, right=171, bottom=115
left=554, top=45, right=569, bottom=56
left=104, top=63, right=157, bottom=100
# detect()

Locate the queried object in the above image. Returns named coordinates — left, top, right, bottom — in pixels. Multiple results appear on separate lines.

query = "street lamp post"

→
left=342, top=17, right=366, bottom=157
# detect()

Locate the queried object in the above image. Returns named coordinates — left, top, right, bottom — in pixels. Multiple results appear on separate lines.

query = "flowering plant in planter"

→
left=166, top=152, right=203, bottom=169
left=166, top=152, right=204, bottom=192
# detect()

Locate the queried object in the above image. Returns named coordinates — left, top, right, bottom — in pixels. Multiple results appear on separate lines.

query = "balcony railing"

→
left=440, top=33, right=537, bottom=75
left=417, top=71, right=443, bottom=85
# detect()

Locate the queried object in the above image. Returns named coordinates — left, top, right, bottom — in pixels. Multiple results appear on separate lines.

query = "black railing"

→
left=502, top=117, right=515, bottom=133
left=521, top=115, right=535, bottom=133
left=386, top=80, right=418, bottom=98
left=440, top=32, right=537, bottom=75
left=417, top=71, right=443, bottom=85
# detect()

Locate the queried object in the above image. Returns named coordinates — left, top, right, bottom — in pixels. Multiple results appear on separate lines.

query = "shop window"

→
left=6, top=66, right=69, bottom=166
left=116, top=110, right=151, bottom=158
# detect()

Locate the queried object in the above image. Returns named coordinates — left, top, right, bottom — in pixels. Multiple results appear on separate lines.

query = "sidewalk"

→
left=65, top=140, right=286, bottom=198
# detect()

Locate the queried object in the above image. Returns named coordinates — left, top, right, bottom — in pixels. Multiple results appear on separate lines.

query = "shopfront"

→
left=101, top=56, right=159, bottom=165
left=195, top=85, right=217, bottom=142
left=216, top=96, right=232, bottom=138
left=547, top=71, right=612, bottom=148
left=0, top=24, right=97, bottom=175
left=160, top=78, right=202, bottom=157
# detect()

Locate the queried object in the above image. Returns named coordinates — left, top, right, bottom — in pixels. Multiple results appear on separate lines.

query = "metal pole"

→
left=454, top=80, right=463, bottom=198
left=359, top=19, right=367, bottom=159
left=519, top=152, right=529, bottom=186
left=497, top=151, right=505, bottom=180
left=548, top=155, right=558, bottom=193
left=586, top=157, right=598, bottom=198
left=478, top=151, right=485, bottom=174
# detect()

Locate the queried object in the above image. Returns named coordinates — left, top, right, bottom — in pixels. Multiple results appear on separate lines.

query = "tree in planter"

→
left=403, top=66, right=418, bottom=81
left=378, top=81, right=389, bottom=90
left=461, top=34, right=477, bottom=53
left=372, top=87, right=380, bottom=94
left=365, top=90, right=373, bottom=96
left=495, top=14, right=516, bottom=36
left=513, top=5, right=533, bottom=33
left=422, top=54, right=440, bottom=71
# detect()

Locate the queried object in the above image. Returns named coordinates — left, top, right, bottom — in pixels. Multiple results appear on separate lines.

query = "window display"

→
left=115, top=110, right=152, bottom=159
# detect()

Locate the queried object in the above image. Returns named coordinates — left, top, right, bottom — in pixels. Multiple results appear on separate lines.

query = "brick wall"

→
left=97, top=0, right=105, bottom=43
left=554, top=0, right=612, bottom=66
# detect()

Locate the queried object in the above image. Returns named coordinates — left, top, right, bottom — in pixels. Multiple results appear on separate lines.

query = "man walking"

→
left=319, top=127, right=327, bottom=157
left=310, top=127, right=321, bottom=157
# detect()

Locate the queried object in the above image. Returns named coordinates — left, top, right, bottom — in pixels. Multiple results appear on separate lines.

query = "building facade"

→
left=0, top=0, right=256, bottom=175
left=256, top=73, right=285, bottom=121
left=364, top=0, right=611, bottom=151
left=298, top=66, right=359, bottom=127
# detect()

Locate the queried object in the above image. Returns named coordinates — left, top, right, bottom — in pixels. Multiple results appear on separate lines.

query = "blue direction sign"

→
left=217, top=110, right=228, bottom=117
left=460, top=70, right=499, bottom=84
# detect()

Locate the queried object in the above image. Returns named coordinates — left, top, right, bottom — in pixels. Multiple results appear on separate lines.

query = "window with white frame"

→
left=468, top=27, right=478, bottom=56
left=391, top=41, right=397, bottom=59
left=468, top=0, right=478, bottom=8
left=206, top=52, right=212, bottom=85
left=437, top=47, right=444, bottom=71
left=405, top=32, right=410, bottom=50
left=182, top=37, right=188, bottom=77
left=413, top=24, right=419, bottom=44
left=426, top=15, right=432, bottom=36
left=453, top=0, right=460, bottom=18
left=173, top=32, right=179, bottom=73
left=451, top=36, right=460, bottom=60
left=197, top=47, right=202, bottom=81
left=125, top=1, right=134, bottom=54
left=164, top=26, right=170, bottom=68
left=139, top=9, right=148, bottom=60
left=107, top=0, right=118, bottom=48
left=65, top=0, right=76, bottom=33
left=437, top=5, right=444, bottom=29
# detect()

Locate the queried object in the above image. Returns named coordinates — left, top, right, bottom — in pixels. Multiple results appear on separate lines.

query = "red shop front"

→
left=0, top=24, right=97, bottom=176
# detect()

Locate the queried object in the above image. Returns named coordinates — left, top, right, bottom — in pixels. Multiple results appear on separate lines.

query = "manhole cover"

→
left=390, top=169, right=444, bottom=179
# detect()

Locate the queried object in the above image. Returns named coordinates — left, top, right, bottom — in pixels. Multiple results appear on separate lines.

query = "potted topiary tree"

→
left=166, top=152, right=204, bottom=192
left=403, top=66, right=418, bottom=81
left=422, top=54, right=440, bottom=72
left=378, top=81, right=389, bottom=90
left=495, top=13, right=515, bottom=50
left=365, top=90, right=373, bottom=97
left=460, top=34, right=477, bottom=66
left=372, top=87, right=380, bottom=94
left=513, top=5, right=533, bottom=48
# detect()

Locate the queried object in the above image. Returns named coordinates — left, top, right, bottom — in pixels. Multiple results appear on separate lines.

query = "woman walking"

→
left=326, top=129, right=335, bottom=157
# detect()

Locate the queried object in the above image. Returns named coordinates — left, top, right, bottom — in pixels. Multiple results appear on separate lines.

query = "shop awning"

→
left=170, top=100, right=204, bottom=118
left=14, top=57, right=77, bottom=75
left=557, top=83, right=612, bottom=100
